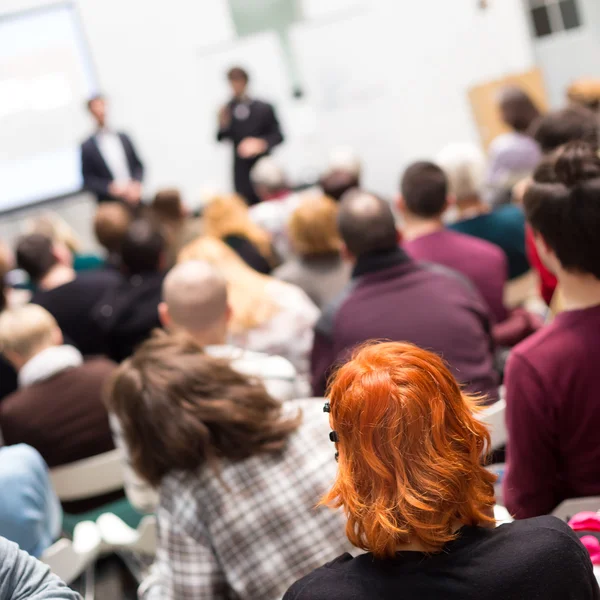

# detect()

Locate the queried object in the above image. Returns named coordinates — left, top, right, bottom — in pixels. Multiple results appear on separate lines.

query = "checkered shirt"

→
left=139, top=399, right=353, bottom=600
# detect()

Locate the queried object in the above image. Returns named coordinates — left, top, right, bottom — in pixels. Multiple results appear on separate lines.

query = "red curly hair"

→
left=322, top=341, right=496, bottom=557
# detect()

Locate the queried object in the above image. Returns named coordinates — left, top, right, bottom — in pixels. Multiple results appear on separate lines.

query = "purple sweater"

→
left=311, top=249, right=498, bottom=401
left=504, top=304, right=600, bottom=518
left=404, top=229, right=508, bottom=324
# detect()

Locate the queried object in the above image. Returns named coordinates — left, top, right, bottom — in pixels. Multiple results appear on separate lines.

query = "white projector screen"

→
left=0, top=3, right=98, bottom=213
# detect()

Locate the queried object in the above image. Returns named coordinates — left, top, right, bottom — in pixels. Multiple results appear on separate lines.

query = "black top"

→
left=284, top=516, right=599, bottom=600
left=31, top=269, right=121, bottom=357
left=224, top=235, right=272, bottom=274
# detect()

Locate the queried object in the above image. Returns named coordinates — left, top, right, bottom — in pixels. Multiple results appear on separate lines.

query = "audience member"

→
left=0, top=445, right=61, bottom=558
left=274, top=195, right=351, bottom=308
left=567, top=78, right=600, bottom=112
left=250, top=156, right=290, bottom=202
left=27, top=213, right=104, bottom=273
left=504, top=142, right=600, bottom=518
left=0, top=245, right=17, bottom=403
left=93, top=220, right=166, bottom=362
left=204, top=194, right=276, bottom=273
left=81, top=94, right=144, bottom=205
left=438, top=143, right=530, bottom=279
left=0, top=536, right=81, bottom=599
left=311, top=190, right=498, bottom=400
left=16, top=233, right=120, bottom=356
left=401, top=161, right=508, bottom=323
left=486, top=87, right=542, bottom=204
left=526, top=105, right=600, bottom=305
left=0, top=305, right=116, bottom=513
left=149, top=188, right=203, bottom=264
left=93, top=202, right=132, bottom=269
left=285, top=342, right=599, bottom=600
left=107, top=334, right=352, bottom=600
left=178, top=237, right=319, bottom=387
left=320, top=170, right=360, bottom=202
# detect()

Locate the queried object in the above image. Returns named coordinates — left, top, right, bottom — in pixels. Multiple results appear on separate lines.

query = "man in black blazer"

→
left=217, top=67, right=284, bottom=205
left=81, top=95, right=145, bottom=205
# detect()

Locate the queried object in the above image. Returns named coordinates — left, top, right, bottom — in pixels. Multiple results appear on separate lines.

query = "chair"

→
left=479, top=398, right=507, bottom=452
left=552, top=497, right=600, bottom=522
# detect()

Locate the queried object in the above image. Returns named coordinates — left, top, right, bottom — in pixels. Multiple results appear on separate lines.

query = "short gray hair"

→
left=437, top=143, right=486, bottom=203
left=250, top=157, right=286, bottom=191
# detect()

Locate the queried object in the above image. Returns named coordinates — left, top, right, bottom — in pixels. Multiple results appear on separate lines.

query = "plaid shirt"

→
left=139, top=400, right=353, bottom=600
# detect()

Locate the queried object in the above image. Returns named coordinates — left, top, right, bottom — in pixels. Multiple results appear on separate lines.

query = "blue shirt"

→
left=449, top=205, right=529, bottom=280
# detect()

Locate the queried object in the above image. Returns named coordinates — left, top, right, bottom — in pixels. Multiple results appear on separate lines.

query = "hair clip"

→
left=335, top=452, right=339, bottom=462
left=329, top=431, right=339, bottom=443
left=323, top=401, right=330, bottom=413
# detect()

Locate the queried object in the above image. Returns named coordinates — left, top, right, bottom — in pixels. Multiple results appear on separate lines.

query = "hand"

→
left=237, top=137, right=268, bottom=159
left=108, top=181, right=128, bottom=199
left=219, top=105, right=231, bottom=130
left=123, top=181, right=142, bottom=205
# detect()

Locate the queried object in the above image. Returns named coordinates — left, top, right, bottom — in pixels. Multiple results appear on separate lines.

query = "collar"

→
left=19, top=345, right=84, bottom=389
left=352, top=247, right=411, bottom=279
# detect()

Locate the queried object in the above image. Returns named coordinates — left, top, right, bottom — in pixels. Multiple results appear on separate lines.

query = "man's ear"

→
left=396, top=194, right=406, bottom=214
left=396, top=228, right=403, bottom=246
left=224, top=304, right=232, bottom=324
left=445, top=195, right=456, bottom=209
left=158, top=302, right=170, bottom=330
left=52, top=326, right=63, bottom=347
left=53, top=243, right=72, bottom=267
left=533, top=230, right=558, bottom=273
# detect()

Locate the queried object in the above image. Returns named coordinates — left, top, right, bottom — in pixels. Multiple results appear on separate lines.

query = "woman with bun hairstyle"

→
left=504, top=141, right=600, bottom=520
left=285, top=341, right=599, bottom=600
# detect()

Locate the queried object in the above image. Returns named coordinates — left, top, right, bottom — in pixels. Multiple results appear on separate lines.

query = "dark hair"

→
left=320, top=171, right=360, bottom=202
left=106, top=332, right=302, bottom=486
left=524, top=141, right=600, bottom=278
left=338, top=190, right=398, bottom=256
left=151, top=188, right=184, bottom=223
left=86, top=94, right=104, bottom=111
left=530, top=105, right=599, bottom=154
left=227, top=67, right=249, bottom=83
left=16, top=234, right=57, bottom=283
left=401, top=161, right=448, bottom=218
left=0, top=251, right=8, bottom=313
left=121, top=220, right=165, bottom=275
left=499, top=87, right=541, bottom=133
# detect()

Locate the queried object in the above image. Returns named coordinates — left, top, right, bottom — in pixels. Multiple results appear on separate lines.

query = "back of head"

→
left=151, top=188, right=184, bottom=224
left=0, top=304, right=59, bottom=362
left=401, top=161, right=448, bottom=218
left=289, top=195, right=342, bottom=257
left=320, top=170, right=360, bottom=202
left=498, top=86, right=541, bottom=133
left=0, top=243, right=11, bottom=312
left=530, top=105, right=599, bottom=154
left=250, top=157, right=287, bottom=193
left=26, top=213, right=82, bottom=255
left=326, top=147, right=362, bottom=180
left=106, top=332, right=301, bottom=486
left=337, top=190, right=397, bottom=257
left=163, top=261, right=228, bottom=333
left=567, top=78, right=600, bottom=112
left=437, top=143, right=486, bottom=203
left=121, top=220, right=165, bottom=275
left=94, top=202, right=132, bottom=254
left=16, top=234, right=57, bottom=284
left=322, top=341, right=495, bottom=557
left=227, top=66, right=249, bottom=83
left=524, top=141, right=600, bottom=278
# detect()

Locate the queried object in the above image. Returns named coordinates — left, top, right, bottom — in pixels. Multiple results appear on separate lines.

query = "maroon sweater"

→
left=311, top=249, right=498, bottom=400
left=504, top=304, right=600, bottom=518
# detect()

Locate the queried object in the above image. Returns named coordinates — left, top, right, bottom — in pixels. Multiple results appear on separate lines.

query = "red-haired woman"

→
left=284, top=342, right=599, bottom=600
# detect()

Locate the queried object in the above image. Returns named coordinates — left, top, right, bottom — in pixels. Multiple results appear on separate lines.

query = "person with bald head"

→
left=111, top=260, right=298, bottom=514
left=311, top=190, right=498, bottom=401
left=158, top=260, right=297, bottom=401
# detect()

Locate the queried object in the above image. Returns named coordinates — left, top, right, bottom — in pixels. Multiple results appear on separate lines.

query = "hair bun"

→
left=553, top=141, right=600, bottom=187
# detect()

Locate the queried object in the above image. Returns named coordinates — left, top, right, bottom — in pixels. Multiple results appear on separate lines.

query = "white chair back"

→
left=552, top=497, right=600, bottom=521
left=50, top=449, right=124, bottom=502
left=479, top=398, right=507, bottom=452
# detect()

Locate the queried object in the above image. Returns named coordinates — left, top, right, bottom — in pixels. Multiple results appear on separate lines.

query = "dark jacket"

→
left=31, top=269, right=121, bottom=357
left=0, top=359, right=17, bottom=404
left=0, top=358, right=117, bottom=513
left=80, top=132, right=144, bottom=203
left=93, top=271, right=164, bottom=362
left=217, top=99, right=284, bottom=205
left=311, top=249, right=498, bottom=401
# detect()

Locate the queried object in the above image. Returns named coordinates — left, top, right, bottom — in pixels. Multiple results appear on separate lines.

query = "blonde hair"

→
left=27, top=213, right=82, bottom=254
left=0, top=304, right=58, bottom=359
left=437, top=143, right=486, bottom=203
left=203, top=194, right=274, bottom=263
left=94, top=203, right=132, bottom=253
left=178, top=237, right=278, bottom=333
left=289, top=195, right=342, bottom=257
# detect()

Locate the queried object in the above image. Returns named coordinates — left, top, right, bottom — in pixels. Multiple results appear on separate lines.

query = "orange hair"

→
left=322, top=342, right=496, bottom=557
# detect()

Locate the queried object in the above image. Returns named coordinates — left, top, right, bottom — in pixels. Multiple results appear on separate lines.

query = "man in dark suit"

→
left=217, top=67, right=284, bottom=205
left=81, top=94, right=145, bottom=205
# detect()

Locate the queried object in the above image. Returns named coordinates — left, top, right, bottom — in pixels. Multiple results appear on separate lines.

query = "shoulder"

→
left=509, top=319, right=562, bottom=368
left=315, top=279, right=360, bottom=338
left=81, top=357, right=118, bottom=376
left=284, top=554, right=355, bottom=600
left=81, top=135, right=95, bottom=149
left=270, top=280, right=319, bottom=314
left=0, top=444, right=46, bottom=475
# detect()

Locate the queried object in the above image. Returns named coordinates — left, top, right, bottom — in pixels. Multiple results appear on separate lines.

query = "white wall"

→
left=0, top=0, right=535, bottom=247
